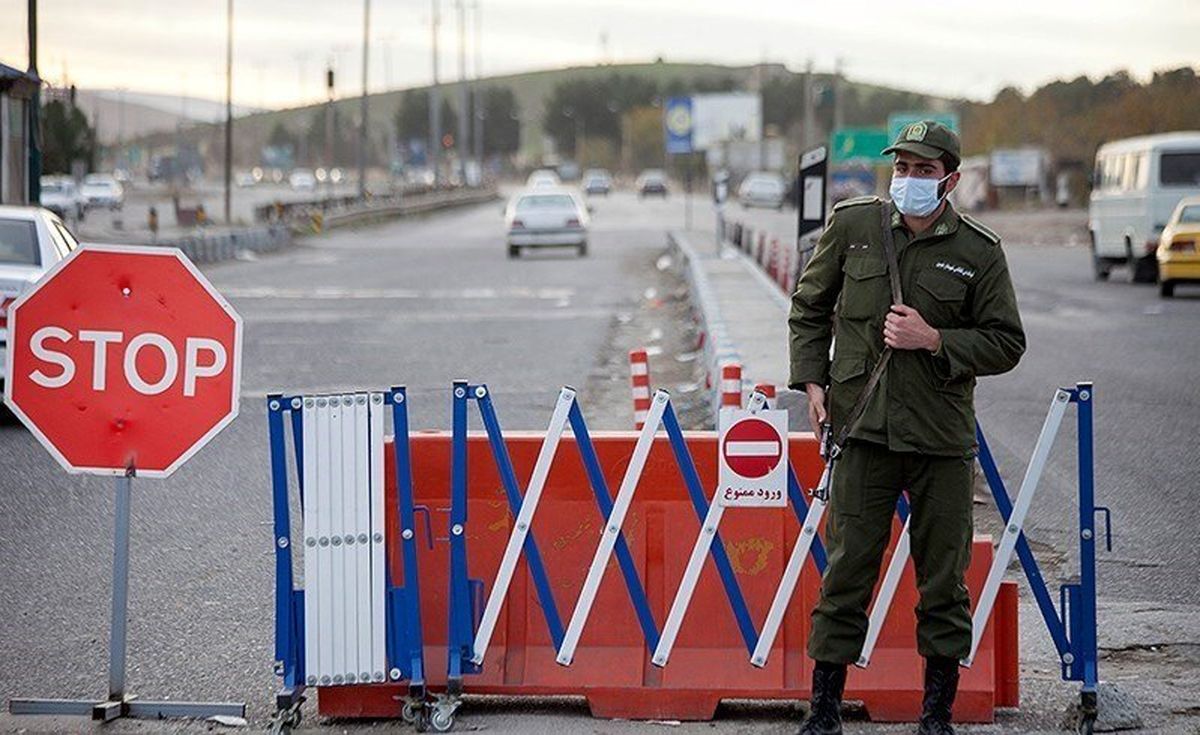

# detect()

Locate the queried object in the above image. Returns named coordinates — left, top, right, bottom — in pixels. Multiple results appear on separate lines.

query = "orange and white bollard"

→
left=629, top=349, right=652, bottom=430
left=720, top=363, right=743, bottom=411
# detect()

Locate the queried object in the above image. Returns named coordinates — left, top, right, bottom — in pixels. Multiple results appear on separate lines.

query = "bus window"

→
left=1160, top=152, right=1200, bottom=187
left=1135, top=152, right=1150, bottom=189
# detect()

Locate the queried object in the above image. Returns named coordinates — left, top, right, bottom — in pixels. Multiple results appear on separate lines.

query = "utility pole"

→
left=472, top=1, right=482, bottom=176
left=325, top=66, right=335, bottom=186
left=455, top=0, right=468, bottom=182
left=223, top=0, right=233, bottom=224
left=801, top=58, right=815, bottom=150
left=27, top=0, right=41, bottom=205
left=358, top=0, right=370, bottom=198
left=832, top=57, right=845, bottom=134
left=429, top=0, right=441, bottom=185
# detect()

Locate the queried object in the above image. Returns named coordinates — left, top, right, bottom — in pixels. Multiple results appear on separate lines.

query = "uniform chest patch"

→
left=934, top=261, right=976, bottom=279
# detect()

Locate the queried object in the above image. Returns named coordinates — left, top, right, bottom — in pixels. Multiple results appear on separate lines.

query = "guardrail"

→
left=254, top=185, right=499, bottom=234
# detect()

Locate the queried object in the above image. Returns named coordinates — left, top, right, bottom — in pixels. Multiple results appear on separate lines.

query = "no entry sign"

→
left=4, top=245, right=243, bottom=477
left=717, top=409, right=788, bottom=507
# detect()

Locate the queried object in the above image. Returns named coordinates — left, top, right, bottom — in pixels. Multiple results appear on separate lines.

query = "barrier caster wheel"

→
left=430, top=707, right=454, bottom=732
left=402, top=701, right=418, bottom=724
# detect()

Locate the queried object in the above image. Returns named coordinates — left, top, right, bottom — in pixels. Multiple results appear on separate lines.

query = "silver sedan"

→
left=504, top=188, right=590, bottom=258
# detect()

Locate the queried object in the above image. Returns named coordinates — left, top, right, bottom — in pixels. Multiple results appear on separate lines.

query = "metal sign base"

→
left=7, top=475, right=246, bottom=724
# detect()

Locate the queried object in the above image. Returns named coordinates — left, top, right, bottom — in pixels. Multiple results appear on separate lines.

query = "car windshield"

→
left=1178, top=205, right=1200, bottom=224
left=0, top=219, right=41, bottom=266
left=516, top=195, right=575, bottom=211
left=1160, top=152, right=1200, bottom=187
left=42, top=182, right=65, bottom=194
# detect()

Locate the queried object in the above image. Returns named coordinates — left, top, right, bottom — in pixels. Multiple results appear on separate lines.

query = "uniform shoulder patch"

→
left=960, top=213, right=1000, bottom=244
left=831, top=195, right=881, bottom=213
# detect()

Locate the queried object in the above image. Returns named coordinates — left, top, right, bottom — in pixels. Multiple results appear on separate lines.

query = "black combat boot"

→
left=798, top=660, right=846, bottom=734
left=917, top=656, right=960, bottom=735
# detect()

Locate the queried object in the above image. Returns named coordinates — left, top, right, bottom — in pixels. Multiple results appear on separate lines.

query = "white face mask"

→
left=890, top=173, right=952, bottom=217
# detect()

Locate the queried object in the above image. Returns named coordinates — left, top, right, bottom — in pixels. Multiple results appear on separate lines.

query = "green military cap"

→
left=882, top=120, right=961, bottom=169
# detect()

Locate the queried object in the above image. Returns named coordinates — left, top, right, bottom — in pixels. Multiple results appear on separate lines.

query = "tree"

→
left=479, top=86, right=520, bottom=155
left=394, top=89, right=458, bottom=146
left=542, top=73, right=658, bottom=154
left=41, top=99, right=96, bottom=175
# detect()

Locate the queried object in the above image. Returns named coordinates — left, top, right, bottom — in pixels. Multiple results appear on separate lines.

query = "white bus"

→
left=1089, top=132, right=1200, bottom=282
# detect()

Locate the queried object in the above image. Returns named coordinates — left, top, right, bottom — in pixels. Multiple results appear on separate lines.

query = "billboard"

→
left=691, top=93, right=761, bottom=150
left=990, top=148, right=1047, bottom=187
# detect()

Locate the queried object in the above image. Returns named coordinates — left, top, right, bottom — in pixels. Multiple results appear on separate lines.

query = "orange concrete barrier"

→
left=318, top=431, right=1018, bottom=723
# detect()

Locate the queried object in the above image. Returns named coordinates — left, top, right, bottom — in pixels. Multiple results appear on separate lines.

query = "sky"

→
left=1, top=0, right=1196, bottom=110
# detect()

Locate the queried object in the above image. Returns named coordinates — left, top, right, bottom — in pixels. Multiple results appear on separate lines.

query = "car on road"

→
left=526, top=169, right=561, bottom=189
left=0, top=206, right=80, bottom=395
left=738, top=172, right=787, bottom=210
left=1157, top=195, right=1200, bottom=297
left=235, top=170, right=257, bottom=187
left=1089, top=132, right=1200, bottom=283
left=289, top=168, right=317, bottom=191
left=636, top=169, right=668, bottom=198
left=504, top=188, right=589, bottom=258
left=80, top=174, right=125, bottom=211
left=39, top=177, right=85, bottom=221
left=583, top=169, right=613, bottom=196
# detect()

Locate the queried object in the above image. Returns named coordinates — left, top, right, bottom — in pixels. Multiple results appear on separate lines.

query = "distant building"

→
left=1, top=62, right=39, bottom=204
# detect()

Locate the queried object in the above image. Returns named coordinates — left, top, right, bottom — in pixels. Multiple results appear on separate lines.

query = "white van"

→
left=1089, top=132, right=1200, bottom=282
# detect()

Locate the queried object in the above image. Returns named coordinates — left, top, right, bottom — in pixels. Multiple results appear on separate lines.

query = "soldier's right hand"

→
left=804, top=383, right=827, bottom=437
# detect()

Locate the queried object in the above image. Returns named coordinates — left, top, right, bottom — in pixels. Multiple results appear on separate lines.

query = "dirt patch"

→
left=584, top=246, right=710, bottom=431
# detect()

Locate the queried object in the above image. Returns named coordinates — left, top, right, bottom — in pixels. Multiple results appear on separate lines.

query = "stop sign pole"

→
left=6, top=245, right=245, bottom=723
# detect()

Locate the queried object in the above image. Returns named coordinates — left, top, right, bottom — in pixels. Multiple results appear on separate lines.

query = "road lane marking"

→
left=221, top=286, right=576, bottom=300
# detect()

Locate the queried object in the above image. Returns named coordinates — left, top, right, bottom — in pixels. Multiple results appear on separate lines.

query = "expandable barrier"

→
left=274, top=382, right=1029, bottom=730
left=267, top=388, right=432, bottom=731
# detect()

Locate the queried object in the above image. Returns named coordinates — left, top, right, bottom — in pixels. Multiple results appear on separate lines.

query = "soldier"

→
left=788, top=121, right=1026, bottom=735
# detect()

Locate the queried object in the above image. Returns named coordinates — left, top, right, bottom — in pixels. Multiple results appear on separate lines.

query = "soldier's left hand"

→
left=883, top=305, right=942, bottom=351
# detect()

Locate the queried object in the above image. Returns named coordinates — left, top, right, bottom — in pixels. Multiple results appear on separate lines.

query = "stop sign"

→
left=4, top=245, right=242, bottom=478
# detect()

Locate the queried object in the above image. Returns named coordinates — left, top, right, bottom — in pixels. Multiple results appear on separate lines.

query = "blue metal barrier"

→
left=266, top=388, right=429, bottom=728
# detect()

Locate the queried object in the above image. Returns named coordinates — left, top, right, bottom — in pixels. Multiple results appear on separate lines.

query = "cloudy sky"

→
left=1, top=0, right=1196, bottom=109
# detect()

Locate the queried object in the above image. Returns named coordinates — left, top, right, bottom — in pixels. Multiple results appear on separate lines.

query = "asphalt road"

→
left=0, top=189, right=691, bottom=729
left=1, top=191, right=1196, bottom=732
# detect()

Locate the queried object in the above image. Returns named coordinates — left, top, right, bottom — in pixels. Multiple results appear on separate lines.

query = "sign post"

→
left=795, top=145, right=829, bottom=282
left=5, top=244, right=245, bottom=723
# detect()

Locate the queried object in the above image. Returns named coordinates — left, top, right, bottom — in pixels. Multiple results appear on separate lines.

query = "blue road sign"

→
left=664, top=97, right=694, bottom=155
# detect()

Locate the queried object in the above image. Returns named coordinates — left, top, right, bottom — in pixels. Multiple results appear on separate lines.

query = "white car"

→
left=0, top=206, right=80, bottom=392
left=80, top=174, right=125, bottom=211
left=525, top=169, right=562, bottom=189
left=504, top=188, right=589, bottom=258
left=738, top=172, right=787, bottom=210
left=39, top=177, right=86, bottom=221
left=289, top=169, right=317, bottom=191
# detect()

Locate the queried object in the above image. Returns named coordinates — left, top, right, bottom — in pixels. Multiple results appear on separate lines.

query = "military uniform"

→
left=788, top=170, right=1026, bottom=664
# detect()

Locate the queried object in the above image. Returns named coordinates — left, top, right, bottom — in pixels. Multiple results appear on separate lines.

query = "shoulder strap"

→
left=829, top=203, right=903, bottom=456
left=879, top=202, right=903, bottom=306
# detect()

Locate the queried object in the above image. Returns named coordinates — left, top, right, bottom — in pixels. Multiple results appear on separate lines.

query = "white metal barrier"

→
left=471, top=388, right=576, bottom=665
left=557, top=390, right=671, bottom=665
left=301, top=393, right=388, bottom=685
left=651, top=391, right=768, bottom=666
left=851, top=387, right=1073, bottom=668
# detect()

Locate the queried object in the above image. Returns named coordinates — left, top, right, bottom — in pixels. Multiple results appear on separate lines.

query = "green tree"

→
left=478, top=87, right=520, bottom=155
left=542, top=73, right=658, bottom=154
left=394, top=89, right=458, bottom=146
left=40, top=99, right=96, bottom=175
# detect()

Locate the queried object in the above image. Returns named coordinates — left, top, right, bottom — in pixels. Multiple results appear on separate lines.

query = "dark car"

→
left=636, top=169, right=668, bottom=198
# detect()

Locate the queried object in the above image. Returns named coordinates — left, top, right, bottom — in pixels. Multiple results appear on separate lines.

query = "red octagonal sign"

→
left=4, top=245, right=242, bottom=478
